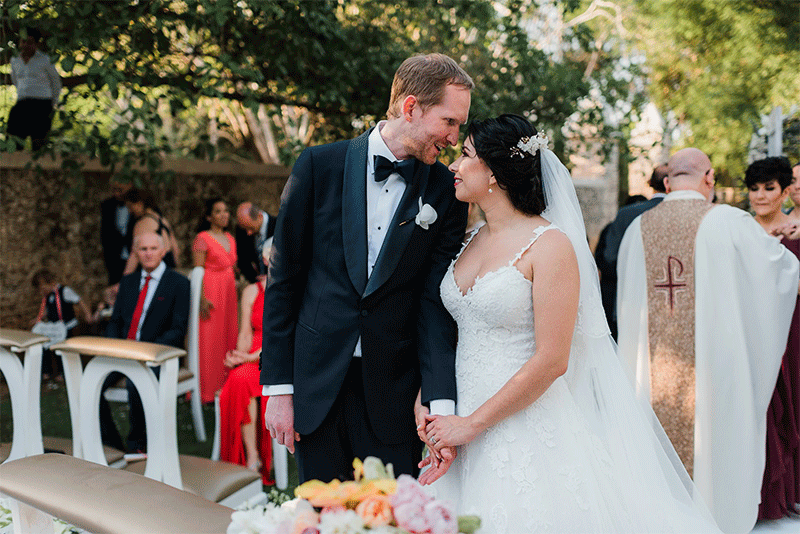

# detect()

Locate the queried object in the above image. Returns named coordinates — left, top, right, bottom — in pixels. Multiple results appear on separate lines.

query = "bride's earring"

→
left=488, top=187, right=493, bottom=193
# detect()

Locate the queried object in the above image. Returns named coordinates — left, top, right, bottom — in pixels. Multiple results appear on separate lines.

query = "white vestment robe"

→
left=617, top=190, right=800, bottom=534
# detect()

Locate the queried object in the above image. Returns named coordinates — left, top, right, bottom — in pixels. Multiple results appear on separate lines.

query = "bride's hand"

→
left=424, top=413, right=480, bottom=451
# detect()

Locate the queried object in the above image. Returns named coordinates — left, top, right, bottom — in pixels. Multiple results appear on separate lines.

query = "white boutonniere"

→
left=414, top=197, right=437, bottom=230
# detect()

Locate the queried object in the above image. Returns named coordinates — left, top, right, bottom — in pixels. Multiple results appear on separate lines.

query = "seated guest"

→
left=219, top=240, right=273, bottom=484
left=122, top=188, right=180, bottom=274
left=235, top=202, right=275, bottom=283
left=31, top=268, right=92, bottom=380
left=745, top=156, right=800, bottom=520
left=101, top=232, right=190, bottom=452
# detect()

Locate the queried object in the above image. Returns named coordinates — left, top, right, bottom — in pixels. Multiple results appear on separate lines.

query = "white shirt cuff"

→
left=263, top=384, right=294, bottom=396
left=429, top=399, right=455, bottom=416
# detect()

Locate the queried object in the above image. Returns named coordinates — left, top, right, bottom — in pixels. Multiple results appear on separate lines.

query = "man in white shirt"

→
left=262, top=54, right=472, bottom=483
left=8, top=28, right=61, bottom=151
left=616, top=147, right=799, bottom=534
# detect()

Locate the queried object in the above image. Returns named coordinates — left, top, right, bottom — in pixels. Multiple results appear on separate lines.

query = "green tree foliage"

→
left=631, top=0, right=800, bottom=177
left=0, top=0, right=613, bottom=177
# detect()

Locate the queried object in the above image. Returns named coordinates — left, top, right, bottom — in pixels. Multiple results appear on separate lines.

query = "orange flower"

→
left=355, top=494, right=393, bottom=527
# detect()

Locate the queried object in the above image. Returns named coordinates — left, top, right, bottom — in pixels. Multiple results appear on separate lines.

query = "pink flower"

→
left=390, top=475, right=433, bottom=510
left=392, top=502, right=432, bottom=533
left=424, top=500, right=458, bottom=534
left=389, top=475, right=437, bottom=533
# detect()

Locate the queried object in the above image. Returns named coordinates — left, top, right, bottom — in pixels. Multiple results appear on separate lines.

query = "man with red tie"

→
left=102, top=232, right=189, bottom=452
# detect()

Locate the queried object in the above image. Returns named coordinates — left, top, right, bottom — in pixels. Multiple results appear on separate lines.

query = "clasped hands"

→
left=414, top=394, right=479, bottom=486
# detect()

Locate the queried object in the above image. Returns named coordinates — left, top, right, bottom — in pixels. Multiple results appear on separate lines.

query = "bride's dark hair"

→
left=466, top=114, right=546, bottom=216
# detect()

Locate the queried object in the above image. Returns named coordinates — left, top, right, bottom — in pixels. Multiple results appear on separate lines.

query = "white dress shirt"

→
left=10, top=50, right=62, bottom=106
left=264, top=124, right=454, bottom=416
left=132, top=261, right=166, bottom=341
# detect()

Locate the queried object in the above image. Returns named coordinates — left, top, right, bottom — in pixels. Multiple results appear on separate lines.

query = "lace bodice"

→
left=441, top=224, right=557, bottom=415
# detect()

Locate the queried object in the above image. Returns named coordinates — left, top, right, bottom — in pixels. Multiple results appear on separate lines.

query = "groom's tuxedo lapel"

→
left=364, top=160, right=429, bottom=299
left=342, top=130, right=370, bottom=295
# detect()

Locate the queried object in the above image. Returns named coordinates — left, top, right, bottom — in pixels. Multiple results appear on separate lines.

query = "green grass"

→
left=0, top=380, right=299, bottom=500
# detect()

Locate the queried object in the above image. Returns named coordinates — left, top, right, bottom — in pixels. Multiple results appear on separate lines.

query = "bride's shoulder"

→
left=526, top=224, right=576, bottom=262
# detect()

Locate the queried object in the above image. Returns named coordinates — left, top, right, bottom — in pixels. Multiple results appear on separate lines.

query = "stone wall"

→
left=1, top=151, right=615, bottom=330
left=0, top=153, right=289, bottom=329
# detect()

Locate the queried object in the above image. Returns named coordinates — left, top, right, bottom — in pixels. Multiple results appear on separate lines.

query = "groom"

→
left=261, top=53, right=472, bottom=483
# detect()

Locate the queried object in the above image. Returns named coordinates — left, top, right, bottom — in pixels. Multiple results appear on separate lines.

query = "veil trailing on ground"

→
left=539, top=148, right=721, bottom=531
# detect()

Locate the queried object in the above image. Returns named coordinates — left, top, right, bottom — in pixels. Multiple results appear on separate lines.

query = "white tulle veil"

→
left=538, top=148, right=720, bottom=531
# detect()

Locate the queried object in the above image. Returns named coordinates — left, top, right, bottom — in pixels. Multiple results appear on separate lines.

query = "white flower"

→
left=227, top=504, right=293, bottom=534
left=517, top=132, right=549, bottom=156
left=415, top=197, right=438, bottom=230
left=318, top=509, right=366, bottom=534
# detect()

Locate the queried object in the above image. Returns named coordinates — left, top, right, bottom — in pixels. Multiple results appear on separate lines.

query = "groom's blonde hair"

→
left=386, top=53, right=473, bottom=119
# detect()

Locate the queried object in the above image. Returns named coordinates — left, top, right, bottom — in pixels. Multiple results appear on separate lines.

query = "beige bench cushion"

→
left=0, top=453, right=233, bottom=534
left=124, top=455, right=261, bottom=503
left=0, top=328, right=49, bottom=349
left=51, top=336, right=186, bottom=363
left=0, top=437, right=125, bottom=466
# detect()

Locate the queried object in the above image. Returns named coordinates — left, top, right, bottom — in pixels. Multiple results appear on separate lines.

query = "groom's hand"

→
left=417, top=446, right=456, bottom=485
left=265, top=394, right=300, bottom=453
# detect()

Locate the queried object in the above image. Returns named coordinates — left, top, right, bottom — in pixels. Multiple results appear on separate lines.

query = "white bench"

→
left=50, top=336, right=262, bottom=507
left=0, top=329, right=50, bottom=461
left=0, top=454, right=234, bottom=534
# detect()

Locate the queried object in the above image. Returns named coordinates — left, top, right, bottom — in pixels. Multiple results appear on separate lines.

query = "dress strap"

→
left=456, top=223, right=483, bottom=260
left=509, top=223, right=558, bottom=266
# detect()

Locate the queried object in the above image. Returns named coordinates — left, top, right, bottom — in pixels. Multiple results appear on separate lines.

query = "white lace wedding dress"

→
left=431, top=222, right=721, bottom=533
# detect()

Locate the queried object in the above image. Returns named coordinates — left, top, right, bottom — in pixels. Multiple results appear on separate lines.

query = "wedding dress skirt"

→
left=430, top=224, right=720, bottom=534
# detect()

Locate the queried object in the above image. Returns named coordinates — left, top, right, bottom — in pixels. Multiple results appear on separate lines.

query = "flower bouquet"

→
left=227, top=457, right=480, bottom=534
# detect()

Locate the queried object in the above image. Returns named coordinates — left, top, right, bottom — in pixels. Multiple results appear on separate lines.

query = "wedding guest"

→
left=785, top=162, right=800, bottom=218
left=101, top=179, right=135, bottom=286
left=7, top=28, right=61, bottom=151
left=235, top=202, right=275, bottom=283
left=192, top=198, right=238, bottom=403
left=596, top=164, right=667, bottom=339
left=31, top=268, right=92, bottom=380
left=102, top=232, right=189, bottom=452
left=122, top=188, right=180, bottom=274
left=616, top=148, right=799, bottom=533
left=745, top=156, right=800, bottom=520
left=219, top=248, right=273, bottom=484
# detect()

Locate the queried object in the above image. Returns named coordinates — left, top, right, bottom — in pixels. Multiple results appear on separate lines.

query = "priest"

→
left=616, top=147, right=800, bottom=534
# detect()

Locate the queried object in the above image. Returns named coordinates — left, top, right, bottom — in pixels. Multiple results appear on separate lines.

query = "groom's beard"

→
left=401, top=130, right=442, bottom=166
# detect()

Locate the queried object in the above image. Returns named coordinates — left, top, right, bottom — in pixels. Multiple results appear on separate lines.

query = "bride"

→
left=416, top=114, right=721, bottom=533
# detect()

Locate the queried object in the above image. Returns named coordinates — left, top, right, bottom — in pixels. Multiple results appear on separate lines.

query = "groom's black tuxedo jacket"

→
left=261, top=129, right=468, bottom=443
left=106, top=267, right=190, bottom=348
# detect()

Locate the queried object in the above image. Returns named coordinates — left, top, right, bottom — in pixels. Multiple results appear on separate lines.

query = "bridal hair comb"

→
left=510, top=132, right=548, bottom=158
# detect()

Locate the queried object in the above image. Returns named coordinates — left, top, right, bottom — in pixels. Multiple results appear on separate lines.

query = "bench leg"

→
left=190, top=382, right=207, bottom=442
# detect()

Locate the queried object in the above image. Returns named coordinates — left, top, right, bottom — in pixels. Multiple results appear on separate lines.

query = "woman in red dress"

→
left=219, top=279, right=272, bottom=484
left=192, top=198, right=238, bottom=403
left=746, top=157, right=800, bottom=520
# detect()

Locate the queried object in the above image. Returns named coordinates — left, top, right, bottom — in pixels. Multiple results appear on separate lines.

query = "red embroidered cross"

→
left=654, top=256, right=687, bottom=312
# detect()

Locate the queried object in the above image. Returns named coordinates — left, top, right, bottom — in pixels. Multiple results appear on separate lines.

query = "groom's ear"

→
left=402, top=95, right=418, bottom=121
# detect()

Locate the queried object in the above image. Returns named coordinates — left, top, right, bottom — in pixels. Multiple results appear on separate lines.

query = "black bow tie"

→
left=373, top=155, right=416, bottom=183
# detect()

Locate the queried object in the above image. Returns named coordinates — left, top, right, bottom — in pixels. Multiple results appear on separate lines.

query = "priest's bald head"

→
left=666, top=148, right=715, bottom=201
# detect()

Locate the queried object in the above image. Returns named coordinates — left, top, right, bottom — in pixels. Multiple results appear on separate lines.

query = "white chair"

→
left=103, top=266, right=207, bottom=442
left=211, top=392, right=289, bottom=489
